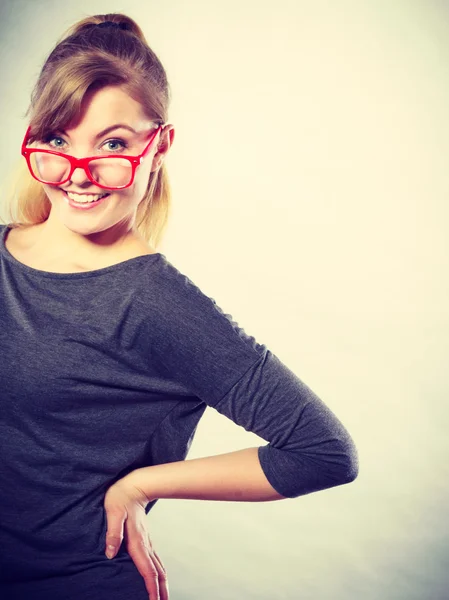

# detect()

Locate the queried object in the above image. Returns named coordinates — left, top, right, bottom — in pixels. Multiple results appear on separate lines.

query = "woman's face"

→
left=40, top=84, right=174, bottom=240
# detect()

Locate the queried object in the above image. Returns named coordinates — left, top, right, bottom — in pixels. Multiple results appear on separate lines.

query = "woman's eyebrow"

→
left=57, top=124, right=138, bottom=138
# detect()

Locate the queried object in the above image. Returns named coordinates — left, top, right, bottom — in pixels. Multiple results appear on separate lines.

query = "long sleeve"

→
left=215, top=350, right=358, bottom=498
left=142, top=261, right=359, bottom=499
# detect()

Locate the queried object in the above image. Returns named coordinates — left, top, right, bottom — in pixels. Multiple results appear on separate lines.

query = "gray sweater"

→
left=0, top=223, right=358, bottom=599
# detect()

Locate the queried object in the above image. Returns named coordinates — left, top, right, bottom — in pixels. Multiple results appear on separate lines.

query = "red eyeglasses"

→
left=21, top=124, right=164, bottom=190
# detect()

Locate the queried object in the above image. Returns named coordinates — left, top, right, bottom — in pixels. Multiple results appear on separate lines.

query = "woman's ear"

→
left=151, top=125, right=175, bottom=172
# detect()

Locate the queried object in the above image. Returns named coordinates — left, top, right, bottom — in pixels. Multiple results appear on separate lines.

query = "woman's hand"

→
left=103, top=474, right=169, bottom=600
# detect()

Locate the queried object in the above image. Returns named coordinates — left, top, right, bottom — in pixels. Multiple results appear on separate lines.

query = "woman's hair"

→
left=2, top=13, right=172, bottom=249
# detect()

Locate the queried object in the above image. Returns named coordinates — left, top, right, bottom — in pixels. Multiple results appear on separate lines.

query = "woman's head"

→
left=4, top=13, right=174, bottom=250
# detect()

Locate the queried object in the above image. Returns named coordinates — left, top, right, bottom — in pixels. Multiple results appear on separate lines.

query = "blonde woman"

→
left=0, top=13, right=359, bottom=600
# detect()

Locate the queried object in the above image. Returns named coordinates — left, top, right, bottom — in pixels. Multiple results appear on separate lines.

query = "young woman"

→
left=0, top=13, right=359, bottom=600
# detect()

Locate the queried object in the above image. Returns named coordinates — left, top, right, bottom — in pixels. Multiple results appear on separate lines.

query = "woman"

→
left=0, top=13, right=359, bottom=600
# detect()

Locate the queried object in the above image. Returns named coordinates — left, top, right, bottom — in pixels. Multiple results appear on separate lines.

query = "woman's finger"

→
left=124, top=517, right=170, bottom=600
left=127, top=536, right=162, bottom=599
left=152, top=549, right=167, bottom=575
left=150, top=545, right=169, bottom=599
left=104, top=506, right=126, bottom=559
left=141, top=532, right=169, bottom=599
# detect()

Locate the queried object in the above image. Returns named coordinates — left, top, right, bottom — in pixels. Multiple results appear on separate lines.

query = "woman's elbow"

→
left=340, top=438, right=359, bottom=483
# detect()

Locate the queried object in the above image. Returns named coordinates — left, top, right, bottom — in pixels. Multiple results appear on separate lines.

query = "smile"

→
left=61, top=189, right=111, bottom=210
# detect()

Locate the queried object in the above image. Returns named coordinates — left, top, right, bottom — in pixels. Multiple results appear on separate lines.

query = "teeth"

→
left=66, top=191, right=108, bottom=203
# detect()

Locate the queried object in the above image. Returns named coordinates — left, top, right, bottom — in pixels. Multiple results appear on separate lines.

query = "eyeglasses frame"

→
left=21, top=123, right=164, bottom=190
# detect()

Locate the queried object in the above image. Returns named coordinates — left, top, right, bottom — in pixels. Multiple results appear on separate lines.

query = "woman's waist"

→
left=0, top=485, right=108, bottom=580
left=0, top=552, right=150, bottom=599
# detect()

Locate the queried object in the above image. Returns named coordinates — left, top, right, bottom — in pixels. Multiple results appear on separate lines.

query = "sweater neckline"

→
left=0, top=224, right=163, bottom=279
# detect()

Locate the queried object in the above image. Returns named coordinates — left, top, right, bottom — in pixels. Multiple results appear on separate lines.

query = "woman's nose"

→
left=68, top=166, right=91, bottom=184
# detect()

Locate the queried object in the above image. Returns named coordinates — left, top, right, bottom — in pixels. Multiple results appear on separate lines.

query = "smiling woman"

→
left=0, top=9, right=358, bottom=600
left=2, top=14, right=174, bottom=267
left=1, top=12, right=176, bottom=274
left=13, top=81, right=173, bottom=268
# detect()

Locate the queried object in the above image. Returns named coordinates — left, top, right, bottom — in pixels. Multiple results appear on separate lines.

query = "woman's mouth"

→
left=61, top=189, right=111, bottom=210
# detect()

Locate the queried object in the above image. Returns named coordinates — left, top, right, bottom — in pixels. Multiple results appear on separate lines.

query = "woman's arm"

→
left=144, top=267, right=359, bottom=500
left=128, top=447, right=286, bottom=503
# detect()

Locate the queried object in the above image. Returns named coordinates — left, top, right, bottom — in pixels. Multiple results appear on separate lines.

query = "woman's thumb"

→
left=104, top=506, right=126, bottom=559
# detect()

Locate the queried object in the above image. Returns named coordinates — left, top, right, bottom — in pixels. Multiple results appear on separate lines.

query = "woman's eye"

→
left=104, top=139, right=128, bottom=152
left=44, top=135, right=64, bottom=147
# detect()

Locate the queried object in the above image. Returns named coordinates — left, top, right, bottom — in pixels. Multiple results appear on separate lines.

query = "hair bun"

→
left=80, top=21, right=130, bottom=32
left=96, top=21, right=130, bottom=30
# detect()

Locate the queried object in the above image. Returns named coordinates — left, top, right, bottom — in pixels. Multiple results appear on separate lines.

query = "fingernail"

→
left=106, top=545, right=116, bottom=559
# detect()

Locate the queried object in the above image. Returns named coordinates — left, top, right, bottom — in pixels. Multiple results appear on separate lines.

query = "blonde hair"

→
left=1, top=13, right=172, bottom=250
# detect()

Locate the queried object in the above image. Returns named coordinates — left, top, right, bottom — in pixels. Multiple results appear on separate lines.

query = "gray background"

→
left=1, top=1, right=448, bottom=598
